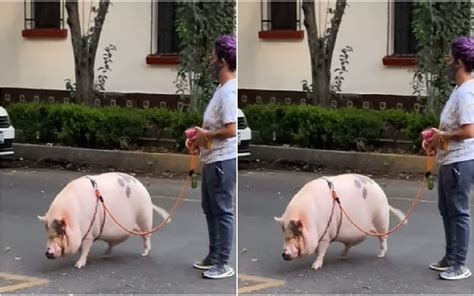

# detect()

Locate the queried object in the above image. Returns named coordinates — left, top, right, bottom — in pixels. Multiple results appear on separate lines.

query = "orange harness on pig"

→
left=81, top=151, right=199, bottom=241
left=321, top=151, right=436, bottom=238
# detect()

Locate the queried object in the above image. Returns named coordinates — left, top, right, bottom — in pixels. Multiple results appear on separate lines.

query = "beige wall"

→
left=0, top=1, right=179, bottom=94
left=237, top=0, right=418, bottom=96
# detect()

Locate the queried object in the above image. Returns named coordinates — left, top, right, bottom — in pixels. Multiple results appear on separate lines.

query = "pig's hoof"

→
left=141, top=250, right=150, bottom=256
left=377, top=252, right=386, bottom=258
left=74, top=260, right=86, bottom=269
left=311, top=261, right=323, bottom=270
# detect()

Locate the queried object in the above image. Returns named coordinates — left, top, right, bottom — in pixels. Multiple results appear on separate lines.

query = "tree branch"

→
left=65, top=0, right=82, bottom=60
left=302, top=0, right=318, bottom=39
left=89, top=0, right=111, bottom=66
left=326, top=0, right=347, bottom=68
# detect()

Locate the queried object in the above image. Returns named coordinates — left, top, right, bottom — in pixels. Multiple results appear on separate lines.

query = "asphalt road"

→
left=0, top=168, right=236, bottom=294
left=238, top=169, right=474, bottom=294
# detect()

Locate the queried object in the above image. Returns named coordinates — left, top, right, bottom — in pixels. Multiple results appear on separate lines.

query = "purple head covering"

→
left=215, top=35, right=236, bottom=71
left=451, top=36, right=474, bottom=72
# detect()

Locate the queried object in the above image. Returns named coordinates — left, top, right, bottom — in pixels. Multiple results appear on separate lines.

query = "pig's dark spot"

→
left=51, top=219, right=65, bottom=236
left=118, top=173, right=137, bottom=183
left=288, top=220, right=302, bottom=237
left=362, top=187, right=368, bottom=199
left=126, top=186, right=131, bottom=198
left=117, top=178, right=125, bottom=187
left=354, top=179, right=362, bottom=188
left=356, top=174, right=373, bottom=184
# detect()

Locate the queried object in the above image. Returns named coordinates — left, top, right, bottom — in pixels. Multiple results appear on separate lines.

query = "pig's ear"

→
left=289, top=219, right=303, bottom=236
left=37, top=215, right=47, bottom=224
left=274, top=216, right=283, bottom=224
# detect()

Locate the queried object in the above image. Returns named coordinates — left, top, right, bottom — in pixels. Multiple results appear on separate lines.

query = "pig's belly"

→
left=95, top=208, right=140, bottom=242
left=334, top=230, right=367, bottom=244
left=97, top=225, right=134, bottom=243
left=98, top=232, right=131, bottom=243
left=331, top=209, right=374, bottom=244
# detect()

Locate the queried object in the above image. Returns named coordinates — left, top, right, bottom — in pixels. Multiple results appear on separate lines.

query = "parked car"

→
left=0, top=106, right=15, bottom=156
left=237, top=108, right=251, bottom=157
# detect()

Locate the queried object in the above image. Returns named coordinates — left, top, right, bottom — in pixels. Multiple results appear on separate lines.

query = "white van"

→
left=237, top=108, right=251, bottom=157
left=0, top=106, right=15, bottom=156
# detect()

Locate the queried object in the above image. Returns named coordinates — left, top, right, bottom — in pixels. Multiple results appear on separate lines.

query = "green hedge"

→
left=243, top=104, right=439, bottom=153
left=6, top=103, right=202, bottom=151
left=7, top=103, right=439, bottom=154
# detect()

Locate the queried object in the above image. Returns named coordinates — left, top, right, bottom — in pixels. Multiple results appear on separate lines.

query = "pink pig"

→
left=37, top=172, right=170, bottom=269
left=274, top=174, right=407, bottom=270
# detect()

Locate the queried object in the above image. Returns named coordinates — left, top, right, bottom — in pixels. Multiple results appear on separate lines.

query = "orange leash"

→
left=329, top=151, right=437, bottom=238
left=91, top=151, right=199, bottom=237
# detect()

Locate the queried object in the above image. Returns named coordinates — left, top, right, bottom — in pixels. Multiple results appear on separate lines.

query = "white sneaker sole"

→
left=439, top=270, right=472, bottom=280
left=193, top=264, right=214, bottom=270
left=429, top=265, right=451, bottom=271
left=203, top=269, right=235, bottom=279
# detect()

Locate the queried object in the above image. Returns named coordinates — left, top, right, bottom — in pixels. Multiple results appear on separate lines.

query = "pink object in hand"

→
left=185, top=128, right=197, bottom=139
left=421, top=129, right=434, bottom=141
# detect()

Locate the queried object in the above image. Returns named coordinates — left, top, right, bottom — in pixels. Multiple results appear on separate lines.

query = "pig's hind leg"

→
left=373, top=209, right=389, bottom=258
left=137, top=212, right=153, bottom=257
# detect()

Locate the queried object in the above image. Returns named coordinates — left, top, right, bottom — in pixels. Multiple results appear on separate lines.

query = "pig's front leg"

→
left=311, top=239, right=330, bottom=270
left=75, top=239, right=93, bottom=269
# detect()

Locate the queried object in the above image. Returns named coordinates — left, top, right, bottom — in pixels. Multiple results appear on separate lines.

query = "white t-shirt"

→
left=200, top=78, right=237, bottom=164
left=437, top=79, right=474, bottom=165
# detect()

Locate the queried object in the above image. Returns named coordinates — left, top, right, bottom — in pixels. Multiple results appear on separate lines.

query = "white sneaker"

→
left=202, top=264, right=235, bottom=279
left=439, top=265, right=472, bottom=280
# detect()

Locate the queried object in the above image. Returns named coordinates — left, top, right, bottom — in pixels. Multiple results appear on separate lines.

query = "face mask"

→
left=447, top=61, right=461, bottom=85
left=211, top=61, right=223, bottom=83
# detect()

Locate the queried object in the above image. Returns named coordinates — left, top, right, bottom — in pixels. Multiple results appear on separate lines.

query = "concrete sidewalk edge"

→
left=247, top=144, right=437, bottom=175
left=10, top=143, right=201, bottom=173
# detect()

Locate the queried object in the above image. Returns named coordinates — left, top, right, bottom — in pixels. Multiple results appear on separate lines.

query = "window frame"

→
left=146, top=0, right=181, bottom=65
left=22, top=0, right=67, bottom=39
left=383, top=0, right=418, bottom=67
left=258, top=0, right=304, bottom=40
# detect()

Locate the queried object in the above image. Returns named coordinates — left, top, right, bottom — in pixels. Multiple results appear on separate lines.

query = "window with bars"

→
left=24, top=0, right=64, bottom=30
left=261, top=0, right=301, bottom=31
left=156, top=0, right=181, bottom=55
left=393, top=1, right=417, bottom=56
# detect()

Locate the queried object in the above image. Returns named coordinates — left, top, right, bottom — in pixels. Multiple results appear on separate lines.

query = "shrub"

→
left=380, top=109, right=410, bottom=145
left=406, top=112, right=439, bottom=153
left=243, top=104, right=438, bottom=153
left=6, top=103, right=201, bottom=151
left=169, top=111, right=202, bottom=151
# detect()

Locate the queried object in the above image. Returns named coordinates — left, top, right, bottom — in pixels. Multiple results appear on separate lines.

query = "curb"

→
left=248, top=145, right=438, bottom=175
left=10, top=143, right=201, bottom=173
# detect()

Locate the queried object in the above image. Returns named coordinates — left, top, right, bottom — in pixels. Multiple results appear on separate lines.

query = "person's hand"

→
left=428, top=128, right=445, bottom=144
left=185, top=138, right=199, bottom=154
left=422, top=139, right=429, bottom=151
left=422, top=139, right=437, bottom=156
left=194, top=126, right=210, bottom=143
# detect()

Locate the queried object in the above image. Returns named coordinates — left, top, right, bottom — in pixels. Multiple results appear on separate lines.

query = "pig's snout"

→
left=282, top=252, right=292, bottom=261
left=45, top=249, right=56, bottom=259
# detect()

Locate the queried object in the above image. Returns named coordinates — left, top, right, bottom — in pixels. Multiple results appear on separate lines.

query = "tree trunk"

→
left=302, top=0, right=347, bottom=107
left=65, top=0, right=110, bottom=106
left=315, top=58, right=330, bottom=107
left=302, top=0, right=320, bottom=105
